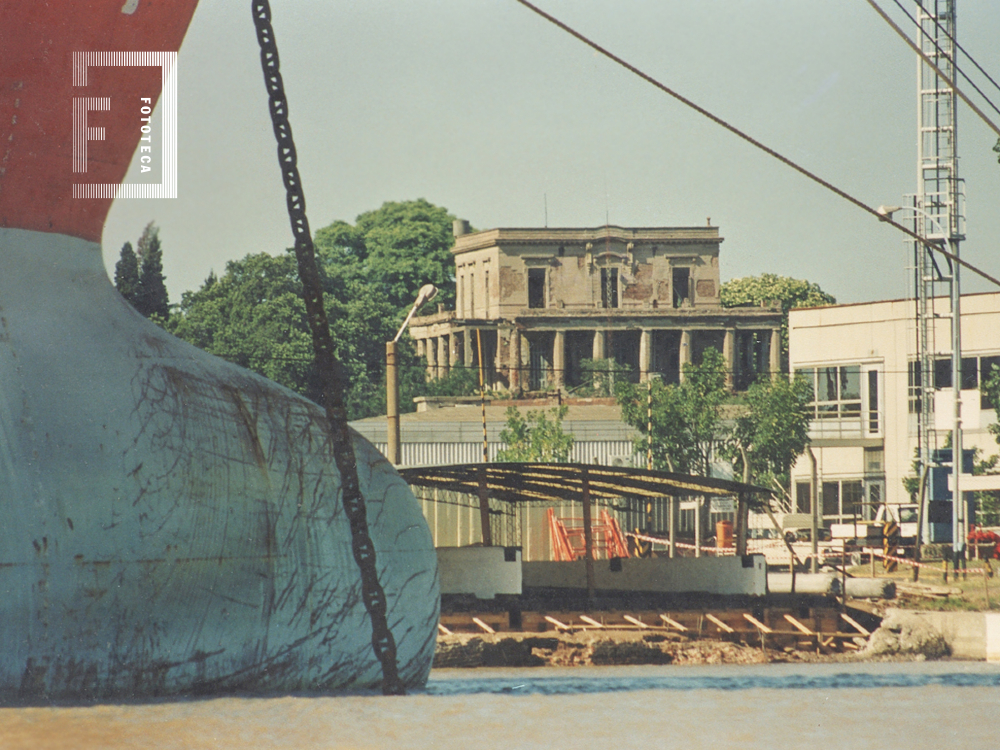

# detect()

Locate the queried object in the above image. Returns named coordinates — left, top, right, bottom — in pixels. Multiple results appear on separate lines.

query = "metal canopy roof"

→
left=397, top=462, right=771, bottom=504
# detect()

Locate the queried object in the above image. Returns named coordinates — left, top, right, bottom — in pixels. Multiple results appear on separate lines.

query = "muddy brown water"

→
left=2, top=661, right=998, bottom=749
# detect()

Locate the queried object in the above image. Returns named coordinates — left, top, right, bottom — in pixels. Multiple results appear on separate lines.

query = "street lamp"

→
left=878, top=203, right=964, bottom=569
left=387, top=284, right=438, bottom=466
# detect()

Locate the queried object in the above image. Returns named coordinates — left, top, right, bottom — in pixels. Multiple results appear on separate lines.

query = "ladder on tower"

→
left=547, top=507, right=630, bottom=561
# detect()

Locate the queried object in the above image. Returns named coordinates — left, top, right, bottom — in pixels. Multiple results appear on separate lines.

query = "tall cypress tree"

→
left=135, top=222, right=169, bottom=319
left=113, top=241, right=140, bottom=306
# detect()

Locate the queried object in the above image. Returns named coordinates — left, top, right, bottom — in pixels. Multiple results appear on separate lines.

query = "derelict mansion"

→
left=409, top=221, right=783, bottom=391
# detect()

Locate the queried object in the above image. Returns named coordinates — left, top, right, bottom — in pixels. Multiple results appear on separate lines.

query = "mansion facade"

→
left=410, top=222, right=783, bottom=392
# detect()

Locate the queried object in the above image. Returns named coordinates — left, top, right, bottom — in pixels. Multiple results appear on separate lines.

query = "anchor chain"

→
left=250, top=0, right=404, bottom=696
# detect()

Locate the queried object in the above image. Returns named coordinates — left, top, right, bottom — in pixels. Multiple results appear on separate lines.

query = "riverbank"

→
left=434, top=629, right=865, bottom=668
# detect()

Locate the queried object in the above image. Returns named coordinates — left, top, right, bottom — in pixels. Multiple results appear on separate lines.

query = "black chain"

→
left=251, top=0, right=404, bottom=696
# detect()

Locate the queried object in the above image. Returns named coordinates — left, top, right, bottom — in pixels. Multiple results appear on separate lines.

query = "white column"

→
left=770, top=327, right=782, bottom=379
left=639, top=329, right=652, bottom=382
left=426, top=335, right=437, bottom=379
left=437, top=336, right=448, bottom=379
left=723, top=328, right=735, bottom=389
left=553, top=330, right=565, bottom=390
left=679, top=330, right=691, bottom=382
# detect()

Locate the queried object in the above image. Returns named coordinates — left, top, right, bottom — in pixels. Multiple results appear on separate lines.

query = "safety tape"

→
left=625, top=531, right=734, bottom=555
left=870, top=548, right=990, bottom=576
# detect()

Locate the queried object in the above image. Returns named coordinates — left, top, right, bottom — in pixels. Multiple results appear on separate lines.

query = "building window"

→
left=796, top=365, right=861, bottom=419
left=822, top=482, right=839, bottom=517
left=820, top=479, right=865, bottom=521
left=795, top=482, right=811, bottom=514
left=468, top=273, right=475, bottom=317
left=867, top=369, right=879, bottom=434
left=528, top=268, right=546, bottom=309
left=908, top=360, right=923, bottom=414
left=982, top=355, right=1000, bottom=409
left=600, top=267, right=619, bottom=308
left=911, top=354, right=1000, bottom=411
left=672, top=267, right=690, bottom=308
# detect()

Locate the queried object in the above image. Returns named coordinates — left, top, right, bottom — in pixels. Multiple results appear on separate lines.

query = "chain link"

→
left=251, top=0, right=404, bottom=696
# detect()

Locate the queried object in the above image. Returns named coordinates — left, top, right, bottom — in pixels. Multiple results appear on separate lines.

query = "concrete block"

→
left=522, top=555, right=766, bottom=596
left=986, top=613, right=1000, bottom=662
left=438, top=546, right=522, bottom=599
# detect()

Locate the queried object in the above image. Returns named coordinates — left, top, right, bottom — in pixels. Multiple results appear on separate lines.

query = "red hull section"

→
left=0, top=1, right=199, bottom=241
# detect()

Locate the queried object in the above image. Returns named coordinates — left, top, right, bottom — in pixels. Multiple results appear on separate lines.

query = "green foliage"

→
left=134, top=222, right=170, bottom=319
left=419, top=366, right=480, bottom=399
left=617, top=349, right=729, bottom=476
left=114, top=241, right=140, bottom=305
left=575, top=358, right=631, bottom=397
left=728, top=373, right=813, bottom=490
left=168, top=199, right=458, bottom=419
left=497, top=405, right=574, bottom=463
left=720, top=273, right=836, bottom=371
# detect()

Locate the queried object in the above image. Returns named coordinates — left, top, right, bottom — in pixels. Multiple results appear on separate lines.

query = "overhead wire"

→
left=913, top=0, right=1000, bottom=98
left=886, top=0, right=1000, bottom=120
left=864, top=0, right=1000, bottom=139
left=510, top=0, right=1000, bottom=289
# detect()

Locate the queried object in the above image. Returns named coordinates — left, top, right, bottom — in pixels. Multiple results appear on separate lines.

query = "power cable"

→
left=913, top=0, right=1000, bottom=98
left=511, top=0, right=1000, bottom=289
left=865, top=0, right=1000, bottom=139
left=886, top=0, right=1000, bottom=120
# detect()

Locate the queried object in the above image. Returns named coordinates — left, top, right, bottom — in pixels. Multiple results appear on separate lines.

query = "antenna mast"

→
left=913, top=0, right=966, bottom=566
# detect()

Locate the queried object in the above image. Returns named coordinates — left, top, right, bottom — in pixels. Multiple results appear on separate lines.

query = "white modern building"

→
left=788, top=292, right=1000, bottom=526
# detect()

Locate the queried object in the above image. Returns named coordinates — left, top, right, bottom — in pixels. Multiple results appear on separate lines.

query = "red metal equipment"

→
left=547, top=508, right=630, bottom=561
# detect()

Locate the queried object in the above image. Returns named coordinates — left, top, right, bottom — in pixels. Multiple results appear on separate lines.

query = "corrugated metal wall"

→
left=370, top=440, right=637, bottom=468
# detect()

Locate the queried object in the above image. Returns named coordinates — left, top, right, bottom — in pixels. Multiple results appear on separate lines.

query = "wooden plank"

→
left=544, top=615, right=572, bottom=630
left=659, top=614, right=688, bottom=631
left=840, top=612, right=871, bottom=636
left=783, top=614, right=815, bottom=636
left=743, top=613, right=772, bottom=633
left=623, top=614, right=650, bottom=629
left=705, top=613, right=734, bottom=633
left=579, top=614, right=604, bottom=628
left=438, top=623, right=453, bottom=636
left=472, top=617, right=495, bottom=634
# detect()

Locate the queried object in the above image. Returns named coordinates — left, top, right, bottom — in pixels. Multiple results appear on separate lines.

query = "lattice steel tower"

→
left=912, top=0, right=966, bottom=559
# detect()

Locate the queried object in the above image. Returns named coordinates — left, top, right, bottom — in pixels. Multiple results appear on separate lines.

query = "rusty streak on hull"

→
left=0, top=229, right=440, bottom=702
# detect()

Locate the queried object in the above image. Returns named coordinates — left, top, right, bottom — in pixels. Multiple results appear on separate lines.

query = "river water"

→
left=2, top=661, right=998, bottom=749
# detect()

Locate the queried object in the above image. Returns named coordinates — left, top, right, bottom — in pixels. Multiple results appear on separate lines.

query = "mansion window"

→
left=528, top=268, right=546, bottom=309
left=600, top=268, right=619, bottom=309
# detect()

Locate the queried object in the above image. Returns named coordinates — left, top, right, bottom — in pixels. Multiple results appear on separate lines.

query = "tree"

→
left=575, top=358, right=631, bottom=397
left=168, top=199, right=459, bottom=420
left=720, top=274, right=836, bottom=371
left=113, top=241, right=140, bottom=306
left=134, top=222, right=170, bottom=320
left=728, top=373, right=813, bottom=491
left=496, top=405, right=574, bottom=463
left=617, top=349, right=730, bottom=476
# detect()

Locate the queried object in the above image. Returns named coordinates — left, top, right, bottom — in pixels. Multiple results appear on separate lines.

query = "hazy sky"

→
left=102, top=1, right=1000, bottom=306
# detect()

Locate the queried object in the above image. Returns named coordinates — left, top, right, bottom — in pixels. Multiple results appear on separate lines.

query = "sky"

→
left=102, top=0, right=1000, bottom=307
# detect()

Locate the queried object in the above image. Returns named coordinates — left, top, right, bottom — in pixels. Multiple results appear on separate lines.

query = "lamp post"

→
left=877, top=204, right=964, bottom=568
left=387, top=284, right=438, bottom=466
